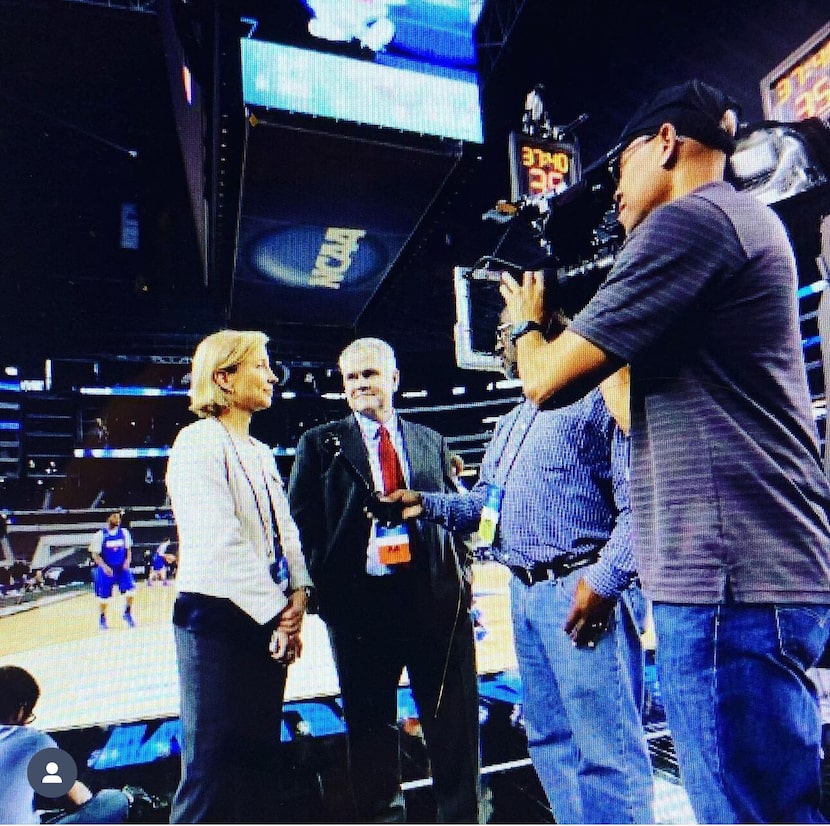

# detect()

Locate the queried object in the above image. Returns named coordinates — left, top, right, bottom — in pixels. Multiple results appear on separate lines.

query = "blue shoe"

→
left=99, top=615, right=108, bottom=630
left=123, top=610, right=135, bottom=628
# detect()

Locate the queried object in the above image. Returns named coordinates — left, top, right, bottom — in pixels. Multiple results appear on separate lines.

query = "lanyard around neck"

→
left=217, top=420, right=281, bottom=559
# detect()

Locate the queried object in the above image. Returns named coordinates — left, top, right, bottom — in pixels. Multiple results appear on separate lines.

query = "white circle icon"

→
left=42, top=761, right=63, bottom=783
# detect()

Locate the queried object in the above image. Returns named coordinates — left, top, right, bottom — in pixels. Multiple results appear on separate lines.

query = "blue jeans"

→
left=56, top=789, right=129, bottom=823
left=510, top=571, right=654, bottom=824
left=653, top=601, right=830, bottom=823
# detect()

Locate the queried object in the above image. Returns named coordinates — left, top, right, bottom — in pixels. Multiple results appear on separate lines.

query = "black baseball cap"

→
left=610, top=79, right=741, bottom=161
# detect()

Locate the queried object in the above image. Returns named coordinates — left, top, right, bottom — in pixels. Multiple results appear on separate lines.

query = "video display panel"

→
left=240, top=0, right=483, bottom=143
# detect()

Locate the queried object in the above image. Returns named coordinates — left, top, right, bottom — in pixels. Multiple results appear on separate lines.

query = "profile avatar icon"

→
left=42, top=761, right=63, bottom=784
left=27, top=747, right=77, bottom=797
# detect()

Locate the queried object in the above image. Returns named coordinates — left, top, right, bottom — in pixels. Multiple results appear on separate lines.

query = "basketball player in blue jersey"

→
left=147, top=537, right=176, bottom=587
left=89, top=511, right=136, bottom=629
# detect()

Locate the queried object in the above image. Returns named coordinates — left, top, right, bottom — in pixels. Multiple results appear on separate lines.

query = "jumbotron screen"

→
left=240, top=0, right=483, bottom=143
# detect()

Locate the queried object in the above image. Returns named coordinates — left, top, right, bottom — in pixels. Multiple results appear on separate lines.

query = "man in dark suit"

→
left=288, top=337, right=480, bottom=823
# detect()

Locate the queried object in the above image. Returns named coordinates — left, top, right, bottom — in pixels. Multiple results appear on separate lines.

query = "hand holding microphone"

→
left=367, top=489, right=424, bottom=522
left=321, top=432, right=405, bottom=527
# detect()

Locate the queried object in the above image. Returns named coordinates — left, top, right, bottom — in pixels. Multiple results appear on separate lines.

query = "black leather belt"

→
left=509, top=551, right=599, bottom=587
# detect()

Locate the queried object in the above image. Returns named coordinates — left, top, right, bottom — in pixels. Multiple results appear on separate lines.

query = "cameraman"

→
left=501, top=79, right=830, bottom=823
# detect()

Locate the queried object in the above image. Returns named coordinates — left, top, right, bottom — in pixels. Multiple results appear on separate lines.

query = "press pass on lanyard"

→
left=478, top=484, right=504, bottom=547
left=376, top=522, right=411, bottom=565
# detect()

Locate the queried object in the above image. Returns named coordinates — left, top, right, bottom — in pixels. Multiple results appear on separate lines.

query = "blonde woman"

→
left=166, top=330, right=313, bottom=823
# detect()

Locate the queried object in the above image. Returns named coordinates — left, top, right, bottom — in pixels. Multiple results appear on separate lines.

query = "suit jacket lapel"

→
left=399, top=418, right=430, bottom=493
left=338, top=416, right=375, bottom=495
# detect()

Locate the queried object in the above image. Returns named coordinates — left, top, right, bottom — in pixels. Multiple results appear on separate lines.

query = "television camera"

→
left=455, top=86, right=623, bottom=372
left=455, top=82, right=830, bottom=374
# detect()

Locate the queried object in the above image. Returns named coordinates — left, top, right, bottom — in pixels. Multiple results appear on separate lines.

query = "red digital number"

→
left=813, top=76, right=830, bottom=117
left=793, top=77, right=830, bottom=120
left=547, top=170, right=565, bottom=190
left=527, top=167, right=546, bottom=193
left=552, top=152, right=570, bottom=175
left=527, top=167, right=565, bottom=195
left=794, top=90, right=812, bottom=119
left=775, top=76, right=792, bottom=105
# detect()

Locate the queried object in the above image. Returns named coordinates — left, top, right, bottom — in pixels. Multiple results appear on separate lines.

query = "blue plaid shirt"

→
left=421, top=391, right=635, bottom=598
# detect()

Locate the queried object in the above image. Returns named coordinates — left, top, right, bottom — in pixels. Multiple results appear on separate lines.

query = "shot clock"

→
left=508, top=131, right=581, bottom=202
left=761, top=22, right=830, bottom=123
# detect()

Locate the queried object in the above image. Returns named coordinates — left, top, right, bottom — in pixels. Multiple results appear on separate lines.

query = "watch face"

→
left=510, top=321, right=546, bottom=344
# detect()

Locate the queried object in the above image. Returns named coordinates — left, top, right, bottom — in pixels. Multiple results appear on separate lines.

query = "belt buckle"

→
left=558, top=553, right=597, bottom=578
left=530, top=565, right=554, bottom=585
left=553, top=558, right=570, bottom=578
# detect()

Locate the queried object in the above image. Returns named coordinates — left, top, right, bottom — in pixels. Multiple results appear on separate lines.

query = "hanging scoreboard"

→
left=508, top=131, right=581, bottom=202
left=761, top=22, right=830, bottom=122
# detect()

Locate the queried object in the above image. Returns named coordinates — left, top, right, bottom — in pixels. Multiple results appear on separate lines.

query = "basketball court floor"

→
left=0, top=562, right=695, bottom=823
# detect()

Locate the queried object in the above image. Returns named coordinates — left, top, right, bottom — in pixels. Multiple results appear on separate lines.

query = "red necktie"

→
left=378, top=425, right=406, bottom=495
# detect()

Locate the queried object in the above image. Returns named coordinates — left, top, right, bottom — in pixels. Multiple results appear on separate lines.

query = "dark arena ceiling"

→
left=0, top=0, right=828, bottom=380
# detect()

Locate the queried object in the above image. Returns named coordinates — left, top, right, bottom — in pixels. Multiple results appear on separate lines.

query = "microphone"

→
left=321, top=432, right=404, bottom=527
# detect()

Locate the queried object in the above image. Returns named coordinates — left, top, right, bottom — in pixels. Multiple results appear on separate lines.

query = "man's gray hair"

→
left=338, top=338, right=397, bottom=372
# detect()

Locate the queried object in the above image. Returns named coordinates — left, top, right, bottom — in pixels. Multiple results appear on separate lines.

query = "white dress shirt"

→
left=354, top=411, right=412, bottom=576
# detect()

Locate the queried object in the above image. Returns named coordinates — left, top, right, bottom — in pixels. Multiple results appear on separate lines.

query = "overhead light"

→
left=4, top=366, right=18, bottom=377
left=452, top=386, right=466, bottom=396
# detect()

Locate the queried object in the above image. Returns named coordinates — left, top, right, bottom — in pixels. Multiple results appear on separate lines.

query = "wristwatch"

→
left=509, top=320, right=546, bottom=344
left=299, top=585, right=318, bottom=614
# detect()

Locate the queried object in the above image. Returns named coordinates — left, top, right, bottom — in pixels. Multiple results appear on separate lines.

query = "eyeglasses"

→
left=24, top=711, right=36, bottom=724
left=609, top=133, right=657, bottom=184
